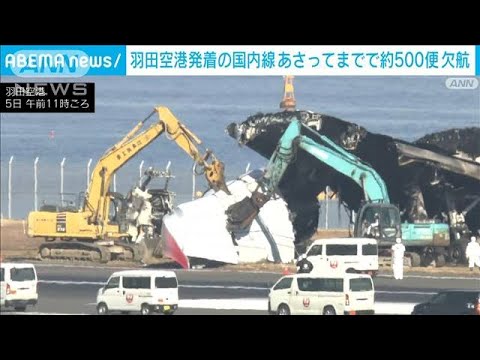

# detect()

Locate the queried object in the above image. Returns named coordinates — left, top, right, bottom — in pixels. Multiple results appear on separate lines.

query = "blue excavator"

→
left=226, top=118, right=452, bottom=267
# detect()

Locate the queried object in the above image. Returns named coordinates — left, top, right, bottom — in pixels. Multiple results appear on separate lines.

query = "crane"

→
left=27, top=106, right=230, bottom=263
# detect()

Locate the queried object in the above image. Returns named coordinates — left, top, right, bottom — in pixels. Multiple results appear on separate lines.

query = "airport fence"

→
left=0, top=155, right=351, bottom=229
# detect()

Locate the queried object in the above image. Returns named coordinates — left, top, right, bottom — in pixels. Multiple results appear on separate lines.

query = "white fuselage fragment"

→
left=161, top=171, right=295, bottom=268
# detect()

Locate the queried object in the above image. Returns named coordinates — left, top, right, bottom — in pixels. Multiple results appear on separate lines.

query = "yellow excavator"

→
left=27, top=106, right=229, bottom=263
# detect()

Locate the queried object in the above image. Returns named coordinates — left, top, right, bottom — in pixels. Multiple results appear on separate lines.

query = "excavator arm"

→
left=226, top=118, right=390, bottom=231
left=156, top=107, right=230, bottom=195
left=85, top=109, right=164, bottom=225
left=85, top=106, right=229, bottom=227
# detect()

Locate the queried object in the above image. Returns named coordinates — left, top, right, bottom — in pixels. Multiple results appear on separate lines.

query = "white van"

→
left=96, top=270, right=179, bottom=315
left=301, top=238, right=379, bottom=275
left=268, top=273, right=375, bottom=315
left=0, top=263, right=38, bottom=312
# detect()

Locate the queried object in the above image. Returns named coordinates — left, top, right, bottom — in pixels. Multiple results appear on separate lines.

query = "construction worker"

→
left=391, top=238, right=406, bottom=280
left=465, top=236, right=480, bottom=271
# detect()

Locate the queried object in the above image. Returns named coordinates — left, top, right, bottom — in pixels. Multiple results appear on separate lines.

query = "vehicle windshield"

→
left=10, top=267, right=35, bottom=281
left=429, top=293, right=447, bottom=304
left=350, top=278, right=373, bottom=292
left=307, top=245, right=322, bottom=256
left=379, top=208, right=400, bottom=228
left=273, top=277, right=293, bottom=291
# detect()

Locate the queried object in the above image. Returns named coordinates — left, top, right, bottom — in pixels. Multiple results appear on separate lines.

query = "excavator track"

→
left=38, top=241, right=111, bottom=263
left=112, top=241, right=142, bottom=262
left=38, top=240, right=149, bottom=263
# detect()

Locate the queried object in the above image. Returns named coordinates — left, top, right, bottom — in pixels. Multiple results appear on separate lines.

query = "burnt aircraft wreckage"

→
left=226, top=111, right=480, bottom=265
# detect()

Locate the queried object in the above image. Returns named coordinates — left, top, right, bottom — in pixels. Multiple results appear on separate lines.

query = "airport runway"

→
left=1, top=263, right=479, bottom=315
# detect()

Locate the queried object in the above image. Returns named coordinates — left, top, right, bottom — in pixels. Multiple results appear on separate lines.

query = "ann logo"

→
left=446, top=78, right=478, bottom=90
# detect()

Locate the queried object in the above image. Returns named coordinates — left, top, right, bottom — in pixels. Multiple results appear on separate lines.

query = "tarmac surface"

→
left=1, top=262, right=479, bottom=315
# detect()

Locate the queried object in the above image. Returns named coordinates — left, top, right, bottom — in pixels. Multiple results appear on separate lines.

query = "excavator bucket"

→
left=206, top=160, right=231, bottom=195
left=225, top=192, right=270, bottom=231
left=225, top=197, right=259, bottom=231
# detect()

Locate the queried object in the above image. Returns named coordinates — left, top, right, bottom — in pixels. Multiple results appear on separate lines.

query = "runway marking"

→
left=377, top=274, right=480, bottom=281
left=180, top=284, right=267, bottom=290
left=178, top=298, right=416, bottom=315
left=2, top=312, right=88, bottom=315
left=82, top=298, right=416, bottom=314
left=180, top=298, right=265, bottom=311
left=39, top=280, right=267, bottom=290
left=376, top=290, right=436, bottom=295
left=5, top=301, right=414, bottom=315
left=375, top=302, right=416, bottom=315
left=37, top=281, right=444, bottom=296
left=40, top=280, right=105, bottom=285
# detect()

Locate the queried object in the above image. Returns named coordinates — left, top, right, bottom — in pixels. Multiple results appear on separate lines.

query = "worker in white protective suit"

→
left=391, top=238, right=406, bottom=280
left=465, top=236, right=480, bottom=271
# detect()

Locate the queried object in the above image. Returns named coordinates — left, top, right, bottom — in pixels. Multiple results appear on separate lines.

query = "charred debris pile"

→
left=227, top=111, right=480, bottom=245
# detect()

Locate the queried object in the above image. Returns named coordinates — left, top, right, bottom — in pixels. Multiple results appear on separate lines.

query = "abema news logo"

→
left=0, top=45, right=126, bottom=77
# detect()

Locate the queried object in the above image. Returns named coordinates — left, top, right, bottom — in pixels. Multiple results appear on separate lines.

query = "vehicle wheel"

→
left=323, top=306, right=336, bottom=315
left=409, top=253, right=421, bottom=267
left=420, top=248, right=435, bottom=267
left=97, top=303, right=108, bottom=315
left=14, top=306, right=27, bottom=312
left=448, top=243, right=468, bottom=265
left=435, top=254, right=446, bottom=268
left=140, top=304, right=151, bottom=315
left=277, top=304, right=290, bottom=315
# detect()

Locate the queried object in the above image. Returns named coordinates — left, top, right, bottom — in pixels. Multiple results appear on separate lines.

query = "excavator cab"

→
left=107, top=192, right=127, bottom=227
left=354, top=203, right=401, bottom=245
